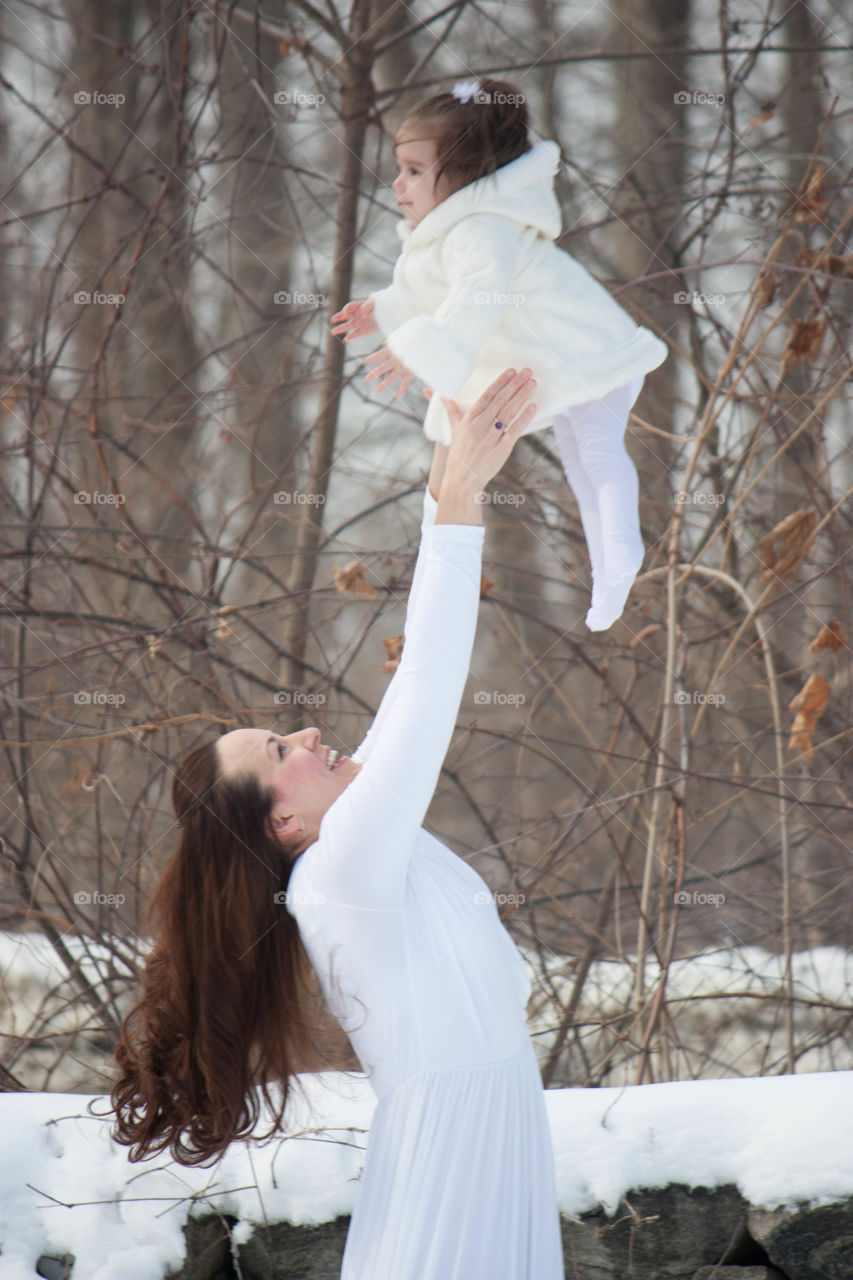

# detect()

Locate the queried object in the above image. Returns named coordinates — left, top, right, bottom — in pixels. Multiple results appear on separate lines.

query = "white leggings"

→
left=551, top=376, right=645, bottom=630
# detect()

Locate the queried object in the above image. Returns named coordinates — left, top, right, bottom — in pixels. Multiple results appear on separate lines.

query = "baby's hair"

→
left=398, top=78, right=531, bottom=194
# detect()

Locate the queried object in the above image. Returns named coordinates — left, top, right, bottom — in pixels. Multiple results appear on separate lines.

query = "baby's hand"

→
left=362, top=344, right=415, bottom=398
left=330, top=298, right=379, bottom=341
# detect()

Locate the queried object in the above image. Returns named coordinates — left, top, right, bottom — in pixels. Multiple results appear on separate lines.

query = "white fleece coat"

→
left=369, top=140, right=668, bottom=445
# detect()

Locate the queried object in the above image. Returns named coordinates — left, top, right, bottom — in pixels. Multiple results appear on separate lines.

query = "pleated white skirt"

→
left=341, top=1039, right=565, bottom=1279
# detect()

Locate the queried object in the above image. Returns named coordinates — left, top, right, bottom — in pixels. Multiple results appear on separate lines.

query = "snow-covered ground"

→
left=3, top=930, right=853, bottom=1277
left=2, top=1068, right=853, bottom=1280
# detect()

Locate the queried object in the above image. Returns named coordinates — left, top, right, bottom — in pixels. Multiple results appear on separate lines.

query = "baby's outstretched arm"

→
left=330, top=298, right=379, bottom=341
left=362, top=343, right=415, bottom=398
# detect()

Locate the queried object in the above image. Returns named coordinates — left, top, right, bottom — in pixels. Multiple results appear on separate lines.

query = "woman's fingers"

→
left=466, top=368, right=521, bottom=421
left=493, top=377, right=539, bottom=429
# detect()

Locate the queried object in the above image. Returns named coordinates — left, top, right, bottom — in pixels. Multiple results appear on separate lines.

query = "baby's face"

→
left=392, top=135, right=456, bottom=226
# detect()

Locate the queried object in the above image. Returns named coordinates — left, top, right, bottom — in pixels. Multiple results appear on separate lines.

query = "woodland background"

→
left=1, top=0, right=852, bottom=1096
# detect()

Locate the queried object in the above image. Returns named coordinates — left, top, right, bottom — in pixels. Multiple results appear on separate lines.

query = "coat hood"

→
left=395, top=139, right=563, bottom=247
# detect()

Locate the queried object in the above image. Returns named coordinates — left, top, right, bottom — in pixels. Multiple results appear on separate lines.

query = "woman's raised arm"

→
left=303, top=370, right=536, bottom=909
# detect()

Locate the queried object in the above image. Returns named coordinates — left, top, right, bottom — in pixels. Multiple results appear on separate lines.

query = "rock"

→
left=35, top=1258, right=74, bottom=1280
left=691, top=1268, right=789, bottom=1280
left=233, top=1217, right=350, bottom=1280
left=165, top=1213, right=237, bottom=1280
left=749, top=1199, right=853, bottom=1280
left=561, top=1183, right=751, bottom=1280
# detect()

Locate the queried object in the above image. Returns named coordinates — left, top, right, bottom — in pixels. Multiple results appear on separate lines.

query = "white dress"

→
left=287, top=487, right=565, bottom=1279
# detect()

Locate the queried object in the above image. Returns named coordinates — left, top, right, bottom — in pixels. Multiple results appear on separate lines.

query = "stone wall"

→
left=36, top=1186, right=844, bottom=1280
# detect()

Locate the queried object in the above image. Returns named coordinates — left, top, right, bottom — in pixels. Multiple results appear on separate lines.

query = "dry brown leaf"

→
left=480, top=575, right=496, bottom=598
left=808, top=619, right=846, bottom=654
left=748, top=104, right=775, bottom=128
left=754, top=265, right=777, bottom=308
left=793, top=164, right=828, bottom=224
left=332, top=561, right=381, bottom=599
left=781, top=314, right=827, bottom=373
left=795, top=248, right=853, bottom=278
left=381, top=634, right=404, bottom=673
left=757, top=509, right=816, bottom=580
left=788, top=673, right=830, bottom=760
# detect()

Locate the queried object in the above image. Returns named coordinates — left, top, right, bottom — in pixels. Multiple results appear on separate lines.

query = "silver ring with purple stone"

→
left=494, top=420, right=506, bottom=433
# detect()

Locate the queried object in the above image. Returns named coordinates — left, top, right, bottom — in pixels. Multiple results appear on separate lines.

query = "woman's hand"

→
left=435, top=368, right=537, bottom=526
left=330, top=298, right=379, bottom=342
left=362, top=344, right=415, bottom=398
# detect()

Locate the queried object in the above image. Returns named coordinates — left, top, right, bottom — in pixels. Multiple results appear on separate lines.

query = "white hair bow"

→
left=451, top=79, right=480, bottom=104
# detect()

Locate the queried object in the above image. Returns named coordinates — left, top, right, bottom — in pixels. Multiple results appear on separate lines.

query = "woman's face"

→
left=392, top=133, right=457, bottom=225
left=216, top=727, right=361, bottom=848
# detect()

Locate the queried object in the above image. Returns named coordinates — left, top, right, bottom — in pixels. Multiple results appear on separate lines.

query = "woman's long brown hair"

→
left=108, top=740, right=356, bottom=1167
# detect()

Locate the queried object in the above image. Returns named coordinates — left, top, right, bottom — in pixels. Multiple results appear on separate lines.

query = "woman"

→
left=110, top=368, right=565, bottom=1279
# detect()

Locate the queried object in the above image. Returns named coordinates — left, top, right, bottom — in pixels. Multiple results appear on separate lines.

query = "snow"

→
left=4, top=932, right=853, bottom=1275
left=0, top=1072, right=373, bottom=1280
left=2, top=1068, right=853, bottom=1279
left=6, top=930, right=853, bottom=1094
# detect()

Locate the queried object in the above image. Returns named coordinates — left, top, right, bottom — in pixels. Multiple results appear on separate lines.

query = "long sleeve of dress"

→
left=305, top=511, right=484, bottom=910
left=349, top=483, right=438, bottom=768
